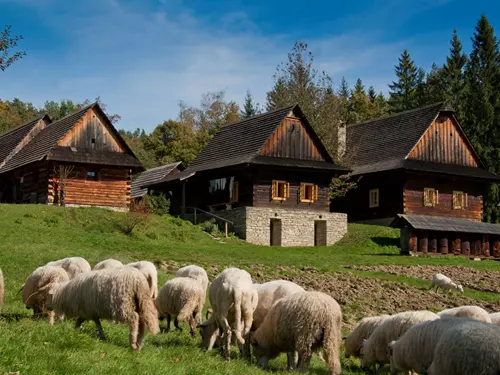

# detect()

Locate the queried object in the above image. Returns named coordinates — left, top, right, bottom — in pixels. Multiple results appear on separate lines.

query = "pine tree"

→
left=443, top=29, right=467, bottom=108
left=388, top=49, right=421, bottom=112
left=368, top=86, right=377, bottom=103
left=337, top=77, right=349, bottom=98
left=348, top=78, right=372, bottom=123
left=241, top=90, right=261, bottom=118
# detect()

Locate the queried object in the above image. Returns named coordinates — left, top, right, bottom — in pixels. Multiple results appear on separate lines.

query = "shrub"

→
left=144, top=195, right=171, bottom=216
left=109, top=212, right=149, bottom=236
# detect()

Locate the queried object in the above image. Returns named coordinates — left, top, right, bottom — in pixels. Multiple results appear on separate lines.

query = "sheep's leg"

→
left=129, top=311, right=140, bottom=351
left=188, top=315, right=196, bottom=338
left=136, top=319, right=145, bottom=350
left=174, top=317, right=183, bottom=332
left=94, top=318, right=107, bottom=341
left=297, top=350, right=313, bottom=373
left=48, top=311, right=55, bottom=326
left=286, top=352, right=297, bottom=370
left=222, top=328, right=232, bottom=361
left=75, top=317, right=85, bottom=329
left=166, top=313, right=172, bottom=332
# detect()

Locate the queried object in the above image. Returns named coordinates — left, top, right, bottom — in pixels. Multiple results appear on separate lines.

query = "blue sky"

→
left=0, top=0, right=498, bottom=132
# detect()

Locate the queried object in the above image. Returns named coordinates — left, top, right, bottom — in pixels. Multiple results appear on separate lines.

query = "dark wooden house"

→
left=334, top=102, right=500, bottom=256
left=146, top=105, right=348, bottom=246
left=0, top=103, right=143, bottom=210
left=131, top=162, right=185, bottom=201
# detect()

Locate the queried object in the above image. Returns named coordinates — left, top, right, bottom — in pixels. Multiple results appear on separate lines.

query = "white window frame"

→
left=369, top=189, right=379, bottom=208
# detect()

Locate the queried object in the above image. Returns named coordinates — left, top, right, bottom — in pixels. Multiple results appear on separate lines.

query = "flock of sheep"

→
left=1, top=257, right=500, bottom=374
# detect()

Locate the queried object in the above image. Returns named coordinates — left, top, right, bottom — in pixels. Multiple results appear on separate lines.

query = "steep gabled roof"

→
left=131, top=162, right=184, bottom=198
left=0, top=103, right=143, bottom=174
left=146, top=105, right=346, bottom=188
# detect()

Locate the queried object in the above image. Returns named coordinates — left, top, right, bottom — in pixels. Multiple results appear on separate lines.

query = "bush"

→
left=109, top=212, right=149, bottom=236
left=202, top=219, right=220, bottom=235
left=144, top=195, right=171, bottom=216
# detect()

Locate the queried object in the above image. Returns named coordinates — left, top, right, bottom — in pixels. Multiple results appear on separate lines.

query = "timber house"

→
left=131, top=162, right=185, bottom=201
left=334, top=102, right=500, bottom=256
left=146, top=105, right=348, bottom=247
left=0, top=103, right=143, bottom=210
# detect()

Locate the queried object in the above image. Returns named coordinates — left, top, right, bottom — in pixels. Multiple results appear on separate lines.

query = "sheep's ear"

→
left=205, top=308, right=213, bottom=320
left=199, top=321, right=209, bottom=328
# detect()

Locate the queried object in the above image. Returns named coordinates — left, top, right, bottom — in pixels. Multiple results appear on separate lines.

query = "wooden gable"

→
left=57, top=108, right=126, bottom=153
left=259, top=115, right=325, bottom=161
left=407, top=113, right=479, bottom=167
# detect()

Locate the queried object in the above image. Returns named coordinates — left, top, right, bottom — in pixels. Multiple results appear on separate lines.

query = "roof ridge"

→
left=46, top=102, right=95, bottom=127
left=0, top=115, right=46, bottom=139
left=347, top=101, right=446, bottom=128
left=221, top=104, right=296, bottom=129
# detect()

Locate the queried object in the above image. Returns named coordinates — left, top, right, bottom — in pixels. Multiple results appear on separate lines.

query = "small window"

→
left=272, top=180, right=290, bottom=200
left=230, top=181, right=239, bottom=203
left=300, top=183, right=319, bottom=203
left=369, top=189, right=379, bottom=208
left=423, top=188, right=439, bottom=207
left=453, top=191, right=468, bottom=209
left=86, top=171, right=98, bottom=181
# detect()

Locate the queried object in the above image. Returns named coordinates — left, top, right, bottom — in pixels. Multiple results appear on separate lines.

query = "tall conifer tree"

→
left=388, top=49, right=421, bottom=112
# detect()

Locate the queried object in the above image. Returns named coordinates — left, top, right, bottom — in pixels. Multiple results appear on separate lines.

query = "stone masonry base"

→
left=217, top=207, right=347, bottom=247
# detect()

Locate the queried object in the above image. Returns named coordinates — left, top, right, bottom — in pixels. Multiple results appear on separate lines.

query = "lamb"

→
left=155, top=277, right=204, bottom=337
left=46, top=267, right=159, bottom=351
left=388, top=317, right=472, bottom=375
left=127, top=261, right=158, bottom=299
left=438, top=305, right=492, bottom=323
left=0, top=268, right=4, bottom=311
left=22, top=266, right=70, bottom=316
left=93, top=259, right=123, bottom=270
left=251, top=291, right=342, bottom=375
left=489, top=312, right=500, bottom=325
left=427, top=319, right=500, bottom=375
left=46, top=257, right=91, bottom=279
left=198, top=267, right=258, bottom=360
left=344, top=314, right=390, bottom=359
left=359, top=310, right=439, bottom=371
left=429, top=273, right=464, bottom=293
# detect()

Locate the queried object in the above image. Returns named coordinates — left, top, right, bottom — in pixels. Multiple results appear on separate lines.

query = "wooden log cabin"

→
left=145, top=105, right=348, bottom=247
left=131, top=162, right=185, bottom=201
left=0, top=103, right=144, bottom=210
left=333, top=101, right=500, bottom=256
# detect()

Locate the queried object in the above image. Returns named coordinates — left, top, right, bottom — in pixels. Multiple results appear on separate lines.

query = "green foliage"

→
left=0, top=25, right=26, bottom=72
left=241, top=90, right=261, bottom=118
left=144, top=194, right=171, bottom=216
left=330, top=174, right=359, bottom=199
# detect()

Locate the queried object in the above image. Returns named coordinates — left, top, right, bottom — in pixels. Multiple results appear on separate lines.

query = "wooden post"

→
left=225, top=222, right=228, bottom=238
left=418, top=232, right=428, bottom=253
left=429, top=236, right=438, bottom=253
left=461, top=238, right=470, bottom=256
left=472, top=238, right=482, bottom=257
left=493, top=240, right=500, bottom=258
left=439, top=236, right=448, bottom=254
left=451, top=235, right=461, bottom=255
left=483, top=235, right=491, bottom=257
left=409, top=231, right=418, bottom=253
left=194, top=208, right=197, bottom=224
left=181, top=182, right=186, bottom=215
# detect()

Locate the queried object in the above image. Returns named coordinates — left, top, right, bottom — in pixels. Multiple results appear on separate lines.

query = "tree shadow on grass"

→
left=370, top=237, right=400, bottom=248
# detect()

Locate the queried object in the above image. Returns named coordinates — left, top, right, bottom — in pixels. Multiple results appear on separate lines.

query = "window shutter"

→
left=436, top=190, right=439, bottom=205
left=272, top=181, right=277, bottom=199
left=300, top=183, right=305, bottom=201
left=285, top=182, right=290, bottom=198
left=465, top=193, right=468, bottom=208
left=314, top=185, right=319, bottom=201
left=232, top=181, right=239, bottom=203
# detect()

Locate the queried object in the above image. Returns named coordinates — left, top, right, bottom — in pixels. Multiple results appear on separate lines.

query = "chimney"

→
left=337, top=122, right=346, bottom=161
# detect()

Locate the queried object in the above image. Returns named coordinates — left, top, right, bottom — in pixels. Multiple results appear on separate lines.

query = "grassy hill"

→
left=1, top=204, right=500, bottom=374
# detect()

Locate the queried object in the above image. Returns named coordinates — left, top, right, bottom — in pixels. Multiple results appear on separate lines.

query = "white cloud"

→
left=0, top=0, right=404, bottom=131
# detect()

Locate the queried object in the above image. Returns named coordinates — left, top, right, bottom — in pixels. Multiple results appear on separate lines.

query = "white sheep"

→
left=359, top=310, right=439, bottom=371
left=0, top=268, right=4, bottom=311
left=388, top=317, right=472, bottom=375
left=429, top=273, right=464, bottom=293
left=155, top=277, right=204, bottom=337
left=427, top=320, right=500, bottom=375
left=438, top=305, right=492, bottom=323
left=127, top=261, right=158, bottom=299
left=93, top=259, right=123, bottom=270
left=46, top=257, right=91, bottom=279
left=175, top=265, right=209, bottom=293
left=47, top=267, right=159, bottom=351
left=251, top=291, right=342, bottom=375
left=198, top=267, right=258, bottom=361
left=344, top=314, right=390, bottom=359
left=489, top=312, right=500, bottom=325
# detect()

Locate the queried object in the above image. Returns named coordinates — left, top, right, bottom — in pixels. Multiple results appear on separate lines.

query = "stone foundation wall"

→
left=217, top=207, right=347, bottom=247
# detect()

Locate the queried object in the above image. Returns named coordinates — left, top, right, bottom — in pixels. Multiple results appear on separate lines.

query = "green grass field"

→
left=1, top=204, right=499, bottom=375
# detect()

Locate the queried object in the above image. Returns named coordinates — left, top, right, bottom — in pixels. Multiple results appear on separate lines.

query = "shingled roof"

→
left=131, top=162, right=184, bottom=198
left=392, top=214, right=500, bottom=235
left=346, top=102, right=495, bottom=179
left=146, top=105, right=347, bottom=188
left=0, top=103, right=143, bottom=174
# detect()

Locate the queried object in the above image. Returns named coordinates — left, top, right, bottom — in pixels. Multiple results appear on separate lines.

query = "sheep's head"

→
left=456, top=284, right=464, bottom=293
left=198, top=318, right=219, bottom=350
left=359, top=339, right=376, bottom=370
left=387, top=340, right=396, bottom=359
left=250, top=334, right=268, bottom=368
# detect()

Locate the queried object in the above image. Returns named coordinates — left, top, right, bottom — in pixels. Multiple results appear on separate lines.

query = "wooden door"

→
left=270, top=219, right=282, bottom=246
left=314, top=220, right=327, bottom=246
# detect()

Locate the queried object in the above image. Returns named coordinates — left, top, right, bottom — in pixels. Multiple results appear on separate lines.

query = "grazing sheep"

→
left=175, top=265, right=209, bottom=295
left=438, top=305, right=492, bottom=323
left=429, top=273, right=464, bottom=293
left=155, top=277, right=204, bottom=337
left=251, top=291, right=342, bottom=375
left=427, top=320, right=500, bottom=375
left=388, top=317, right=471, bottom=375
left=0, top=268, right=4, bottom=311
left=93, top=259, right=123, bottom=271
left=46, top=257, right=91, bottom=279
left=47, top=267, right=159, bottom=351
left=345, top=315, right=390, bottom=359
left=490, top=312, right=500, bottom=325
left=127, top=261, right=158, bottom=300
left=198, top=267, right=258, bottom=360
left=360, top=310, right=439, bottom=371
left=22, top=266, right=70, bottom=316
